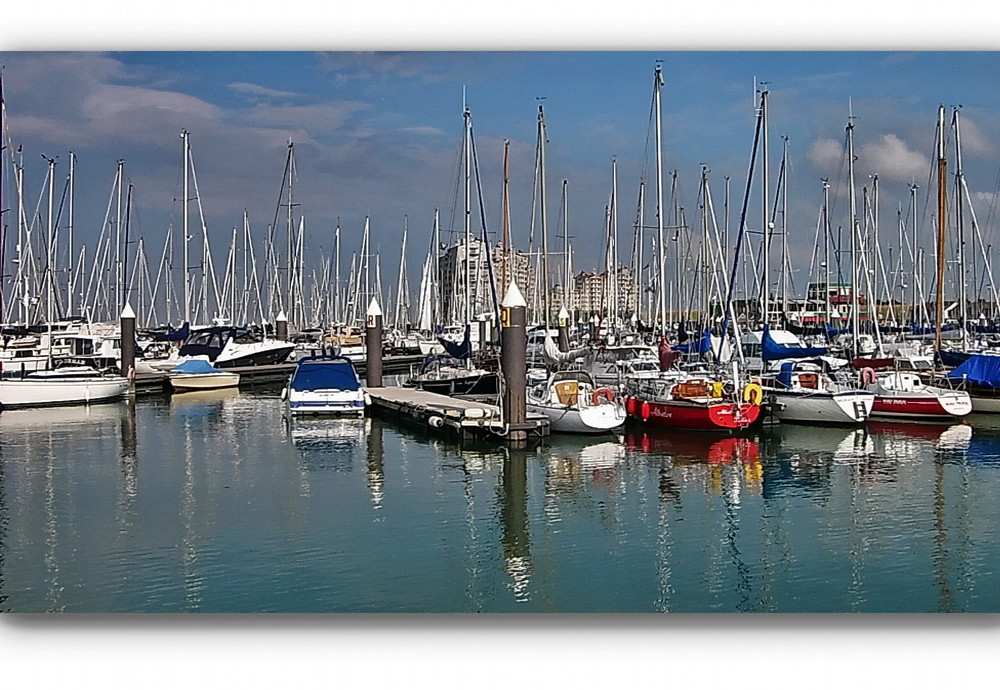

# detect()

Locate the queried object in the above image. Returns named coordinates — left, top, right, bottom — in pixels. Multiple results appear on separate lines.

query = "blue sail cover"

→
left=438, top=324, right=472, bottom=360
left=673, top=329, right=712, bottom=355
left=947, top=353, right=1000, bottom=388
left=776, top=361, right=795, bottom=388
left=172, top=358, right=225, bottom=374
left=153, top=322, right=190, bottom=342
left=290, top=359, right=360, bottom=391
left=761, top=325, right=828, bottom=362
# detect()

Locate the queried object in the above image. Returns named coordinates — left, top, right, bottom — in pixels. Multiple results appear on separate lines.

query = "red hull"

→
left=871, top=395, right=966, bottom=420
left=628, top=398, right=760, bottom=431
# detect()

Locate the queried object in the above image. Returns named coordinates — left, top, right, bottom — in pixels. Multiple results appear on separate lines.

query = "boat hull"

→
left=768, top=390, right=874, bottom=424
left=871, top=392, right=972, bottom=420
left=527, top=401, right=625, bottom=434
left=169, top=372, right=241, bottom=392
left=628, top=397, right=760, bottom=432
left=413, top=372, right=500, bottom=396
left=0, top=376, right=130, bottom=409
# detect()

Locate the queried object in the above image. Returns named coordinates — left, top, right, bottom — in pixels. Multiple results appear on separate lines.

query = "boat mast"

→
left=538, top=104, right=550, bottom=327
left=181, top=130, right=191, bottom=325
left=463, top=102, right=472, bottom=328
left=561, top=179, right=571, bottom=322
left=653, top=63, right=667, bottom=335
left=760, top=86, right=770, bottom=328
left=846, top=107, right=860, bottom=356
left=66, top=151, right=75, bottom=316
left=501, top=139, right=510, bottom=296
left=934, top=105, right=947, bottom=355
left=952, top=107, right=968, bottom=351
left=822, top=179, right=832, bottom=334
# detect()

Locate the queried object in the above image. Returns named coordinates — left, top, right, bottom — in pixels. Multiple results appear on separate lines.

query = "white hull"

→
left=0, top=376, right=130, bottom=408
left=769, top=389, right=874, bottom=424
left=527, top=401, right=626, bottom=434
left=286, top=389, right=367, bottom=416
left=169, top=372, right=241, bottom=392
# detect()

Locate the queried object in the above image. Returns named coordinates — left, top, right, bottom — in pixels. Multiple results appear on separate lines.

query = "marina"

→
left=2, top=49, right=1000, bottom=622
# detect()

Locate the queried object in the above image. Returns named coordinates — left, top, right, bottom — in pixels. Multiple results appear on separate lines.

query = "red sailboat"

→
left=625, top=376, right=761, bottom=432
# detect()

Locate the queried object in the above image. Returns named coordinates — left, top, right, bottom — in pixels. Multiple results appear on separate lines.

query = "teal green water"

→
left=1, top=386, right=998, bottom=612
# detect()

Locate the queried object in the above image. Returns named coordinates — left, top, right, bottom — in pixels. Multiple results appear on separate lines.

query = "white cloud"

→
left=228, top=82, right=303, bottom=100
left=808, top=137, right=843, bottom=172
left=861, top=133, right=930, bottom=182
left=955, top=116, right=993, bottom=158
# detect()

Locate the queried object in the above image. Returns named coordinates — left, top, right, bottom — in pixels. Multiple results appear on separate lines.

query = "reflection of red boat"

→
left=625, top=377, right=760, bottom=432
left=624, top=428, right=761, bottom=465
left=866, top=420, right=970, bottom=441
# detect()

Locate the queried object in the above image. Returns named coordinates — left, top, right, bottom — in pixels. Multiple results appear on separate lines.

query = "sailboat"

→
left=527, top=369, right=625, bottom=434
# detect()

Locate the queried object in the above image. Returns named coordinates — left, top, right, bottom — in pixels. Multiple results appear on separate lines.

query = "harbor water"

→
left=1, top=384, right=999, bottom=613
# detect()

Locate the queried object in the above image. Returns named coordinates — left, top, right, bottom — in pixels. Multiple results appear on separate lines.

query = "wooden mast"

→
left=935, top=105, right=947, bottom=355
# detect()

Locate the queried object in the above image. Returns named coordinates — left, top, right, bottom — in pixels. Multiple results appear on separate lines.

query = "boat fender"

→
left=640, top=400, right=651, bottom=422
left=280, top=388, right=287, bottom=401
left=742, top=382, right=764, bottom=406
left=592, top=387, right=615, bottom=405
left=710, top=381, right=724, bottom=398
left=428, top=415, right=445, bottom=428
left=625, top=396, right=636, bottom=415
left=859, top=367, right=876, bottom=386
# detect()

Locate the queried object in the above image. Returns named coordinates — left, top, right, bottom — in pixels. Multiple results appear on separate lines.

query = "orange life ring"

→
left=859, top=367, right=876, bottom=386
left=592, top=387, right=615, bottom=405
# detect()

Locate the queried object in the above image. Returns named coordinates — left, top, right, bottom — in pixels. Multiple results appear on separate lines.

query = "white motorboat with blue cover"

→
left=282, top=355, right=369, bottom=416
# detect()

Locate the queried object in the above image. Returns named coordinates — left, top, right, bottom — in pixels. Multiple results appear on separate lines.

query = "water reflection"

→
left=500, top=455, right=532, bottom=602
left=286, top=416, right=368, bottom=473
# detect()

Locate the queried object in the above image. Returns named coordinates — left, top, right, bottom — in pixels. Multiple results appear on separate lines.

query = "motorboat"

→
left=760, top=361, right=874, bottom=425
left=282, top=355, right=368, bottom=416
left=864, top=371, right=971, bottom=420
left=0, top=365, right=129, bottom=409
left=526, top=369, right=626, bottom=434
left=168, top=358, right=241, bottom=393
left=149, top=325, right=295, bottom=371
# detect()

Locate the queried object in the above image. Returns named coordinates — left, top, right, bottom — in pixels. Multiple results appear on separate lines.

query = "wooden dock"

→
left=365, top=386, right=549, bottom=441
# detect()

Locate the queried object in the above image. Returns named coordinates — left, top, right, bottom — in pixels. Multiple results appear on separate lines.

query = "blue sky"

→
left=3, top=49, right=1000, bottom=310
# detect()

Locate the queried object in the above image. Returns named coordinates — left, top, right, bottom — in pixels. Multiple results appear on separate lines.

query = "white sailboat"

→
left=527, top=370, right=625, bottom=434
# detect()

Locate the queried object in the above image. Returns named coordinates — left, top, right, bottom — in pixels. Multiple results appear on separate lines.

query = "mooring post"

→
left=275, top=310, right=288, bottom=341
left=120, top=303, right=136, bottom=391
left=501, top=280, right=527, bottom=442
left=557, top=306, right=570, bottom=352
left=366, top=298, right=383, bottom=388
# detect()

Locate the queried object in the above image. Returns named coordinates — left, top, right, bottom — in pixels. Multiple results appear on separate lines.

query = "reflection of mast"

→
left=653, top=461, right=676, bottom=612
left=932, top=454, right=955, bottom=612
left=500, top=455, right=532, bottom=603
left=43, top=429, right=63, bottom=611
left=366, top=417, right=384, bottom=510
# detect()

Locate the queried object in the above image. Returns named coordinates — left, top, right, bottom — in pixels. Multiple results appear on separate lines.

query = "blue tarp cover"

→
left=172, top=358, right=224, bottom=374
left=290, top=360, right=360, bottom=391
left=946, top=353, right=1000, bottom=387
left=776, top=361, right=795, bottom=388
left=762, top=324, right=828, bottom=362
left=153, top=322, right=190, bottom=342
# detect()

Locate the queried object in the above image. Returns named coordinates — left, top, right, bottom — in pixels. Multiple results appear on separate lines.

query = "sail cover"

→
left=761, top=325, right=828, bottom=362
left=672, top=329, right=712, bottom=355
left=438, top=324, right=472, bottom=359
left=947, top=353, right=1000, bottom=387
left=153, top=322, right=191, bottom=342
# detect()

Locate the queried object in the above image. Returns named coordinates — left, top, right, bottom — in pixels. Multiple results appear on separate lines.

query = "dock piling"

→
left=275, top=311, right=288, bottom=341
left=557, top=306, right=570, bottom=352
left=366, top=298, right=383, bottom=387
left=120, top=303, right=136, bottom=389
left=501, top=281, right=527, bottom=442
